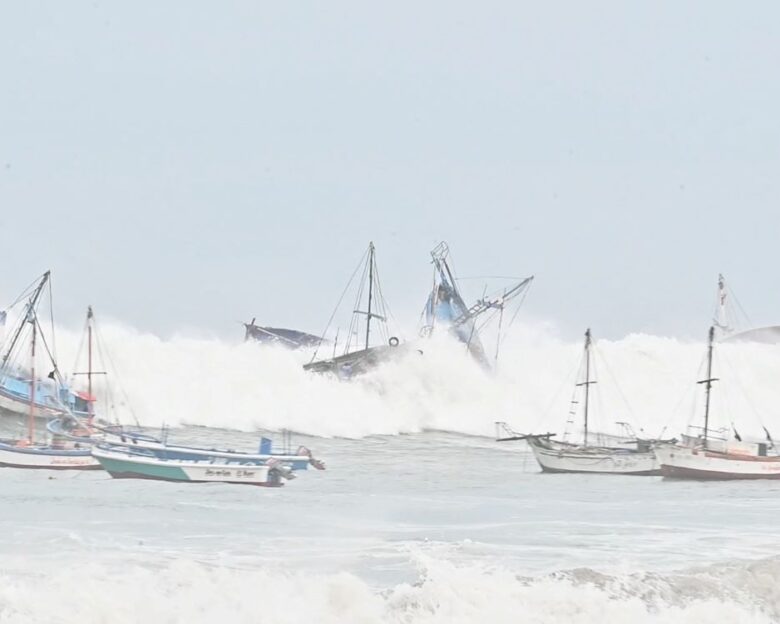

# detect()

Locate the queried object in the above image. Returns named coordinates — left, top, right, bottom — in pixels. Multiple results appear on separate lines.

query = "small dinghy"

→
left=92, top=445, right=293, bottom=486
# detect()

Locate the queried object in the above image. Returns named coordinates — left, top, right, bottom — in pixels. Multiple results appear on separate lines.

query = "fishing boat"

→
left=92, top=444, right=292, bottom=486
left=304, top=242, right=405, bottom=378
left=243, top=319, right=323, bottom=349
left=714, top=274, right=780, bottom=344
left=655, top=326, right=780, bottom=480
left=0, top=273, right=100, bottom=470
left=497, top=329, right=664, bottom=475
left=95, top=431, right=325, bottom=471
left=422, top=242, right=533, bottom=368
left=47, top=309, right=326, bottom=471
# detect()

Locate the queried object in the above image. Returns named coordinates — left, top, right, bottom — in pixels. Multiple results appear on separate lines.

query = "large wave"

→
left=0, top=554, right=776, bottom=623
left=29, top=319, right=780, bottom=440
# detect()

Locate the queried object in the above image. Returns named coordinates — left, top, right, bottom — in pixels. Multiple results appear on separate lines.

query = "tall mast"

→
left=28, top=315, right=37, bottom=443
left=576, top=328, right=597, bottom=446
left=365, top=242, right=375, bottom=351
left=698, top=325, right=718, bottom=446
left=87, top=306, right=94, bottom=425
left=583, top=328, right=591, bottom=446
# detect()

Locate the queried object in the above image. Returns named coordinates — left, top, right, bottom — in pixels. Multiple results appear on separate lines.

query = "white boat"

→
left=524, top=435, right=659, bottom=475
left=0, top=440, right=99, bottom=469
left=657, top=326, right=780, bottom=480
left=92, top=445, right=291, bottom=486
left=498, top=328, right=664, bottom=475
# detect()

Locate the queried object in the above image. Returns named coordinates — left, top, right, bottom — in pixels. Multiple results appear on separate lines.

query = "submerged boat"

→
left=0, top=273, right=100, bottom=470
left=243, top=319, right=323, bottom=349
left=92, top=445, right=292, bottom=486
left=422, top=242, right=533, bottom=369
left=498, top=328, right=665, bottom=475
left=656, top=326, right=780, bottom=480
left=304, top=242, right=406, bottom=378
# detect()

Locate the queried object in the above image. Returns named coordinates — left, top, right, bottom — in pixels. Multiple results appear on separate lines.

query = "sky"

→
left=1, top=1, right=779, bottom=341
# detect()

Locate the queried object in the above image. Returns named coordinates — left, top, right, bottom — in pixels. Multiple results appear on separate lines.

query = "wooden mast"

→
left=28, top=315, right=37, bottom=443
left=576, top=328, right=597, bottom=446
left=87, top=306, right=94, bottom=425
left=698, top=325, right=718, bottom=447
left=364, top=242, right=375, bottom=351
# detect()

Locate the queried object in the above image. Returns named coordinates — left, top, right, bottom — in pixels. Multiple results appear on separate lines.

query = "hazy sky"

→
left=1, top=2, right=778, bottom=340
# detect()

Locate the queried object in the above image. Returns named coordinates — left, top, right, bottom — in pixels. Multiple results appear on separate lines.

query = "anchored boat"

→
left=498, top=328, right=667, bottom=475
left=656, top=326, right=780, bottom=480
left=0, top=273, right=100, bottom=470
left=92, top=445, right=292, bottom=486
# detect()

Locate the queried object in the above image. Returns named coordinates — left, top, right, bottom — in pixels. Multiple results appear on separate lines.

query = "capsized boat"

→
left=92, top=445, right=293, bottom=486
left=497, top=328, right=668, bottom=475
left=656, top=326, right=780, bottom=480
left=304, top=242, right=406, bottom=378
left=422, top=242, right=533, bottom=369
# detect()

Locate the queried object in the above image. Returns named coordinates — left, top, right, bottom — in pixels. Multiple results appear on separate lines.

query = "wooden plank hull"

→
left=656, top=444, right=780, bottom=480
left=529, top=439, right=660, bottom=476
left=0, top=442, right=101, bottom=470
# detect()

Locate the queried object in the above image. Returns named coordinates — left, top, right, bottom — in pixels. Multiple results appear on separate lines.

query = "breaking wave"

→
left=29, top=319, right=780, bottom=439
left=0, top=554, right=777, bottom=623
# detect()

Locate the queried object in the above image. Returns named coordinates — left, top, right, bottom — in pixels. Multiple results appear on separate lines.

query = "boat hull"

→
left=92, top=447, right=284, bottom=486
left=529, top=439, right=660, bottom=475
left=656, top=445, right=780, bottom=480
left=0, top=442, right=101, bottom=470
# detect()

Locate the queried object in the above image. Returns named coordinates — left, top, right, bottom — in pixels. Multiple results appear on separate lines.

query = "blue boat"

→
left=48, top=418, right=325, bottom=471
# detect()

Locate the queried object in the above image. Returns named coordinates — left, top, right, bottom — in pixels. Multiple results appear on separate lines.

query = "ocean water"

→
left=2, top=324, right=780, bottom=622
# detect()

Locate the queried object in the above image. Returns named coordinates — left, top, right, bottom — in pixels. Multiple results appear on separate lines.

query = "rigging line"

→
left=5, top=273, right=43, bottom=309
left=370, top=260, right=400, bottom=341
left=347, top=256, right=370, bottom=354
left=455, top=275, right=531, bottom=281
left=719, top=346, right=767, bottom=431
left=47, top=275, right=57, bottom=366
left=32, top=314, right=63, bottom=385
left=727, top=283, right=754, bottom=328
left=308, top=246, right=370, bottom=364
left=590, top=341, right=639, bottom=430
left=92, top=315, right=140, bottom=427
left=527, top=354, right=581, bottom=436
left=499, top=283, right=533, bottom=347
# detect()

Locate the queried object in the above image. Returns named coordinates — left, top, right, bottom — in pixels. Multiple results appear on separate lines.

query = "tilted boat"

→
left=304, top=242, right=405, bottom=378
left=422, top=242, right=533, bottom=369
left=243, top=319, right=323, bottom=349
left=655, top=326, right=780, bottom=480
left=0, top=273, right=100, bottom=470
left=92, top=444, right=292, bottom=486
left=498, top=328, right=666, bottom=475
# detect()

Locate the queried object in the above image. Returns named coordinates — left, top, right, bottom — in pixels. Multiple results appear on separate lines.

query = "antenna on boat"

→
left=697, top=325, right=719, bottom=447
left=575, top=328, right=597, bottom=446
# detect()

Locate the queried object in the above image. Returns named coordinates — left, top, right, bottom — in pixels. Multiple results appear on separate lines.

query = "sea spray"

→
left=40, top=319, right=780, bottom=440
